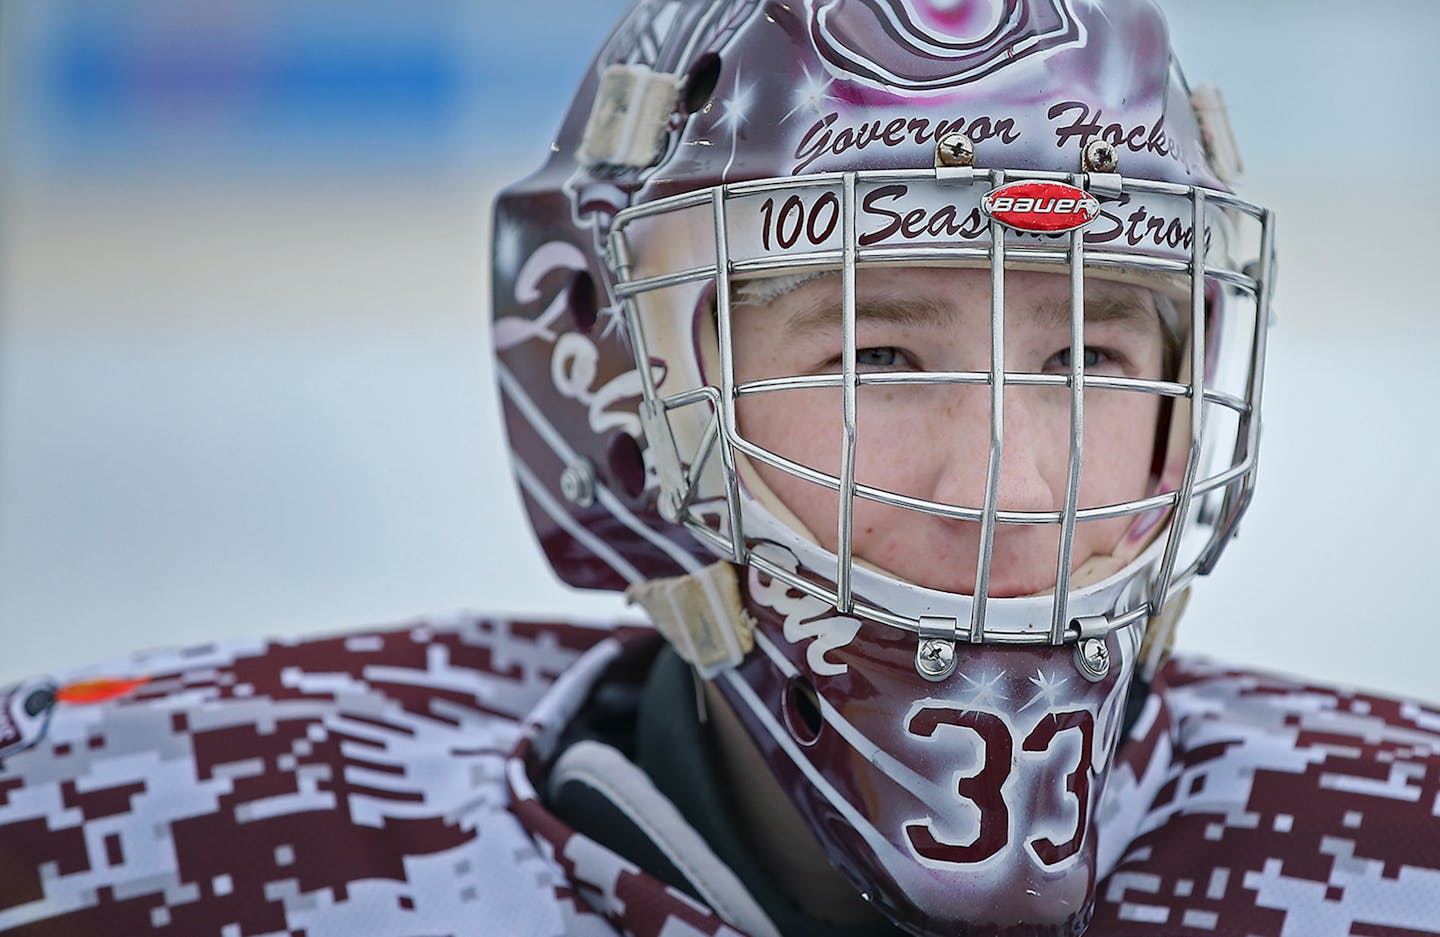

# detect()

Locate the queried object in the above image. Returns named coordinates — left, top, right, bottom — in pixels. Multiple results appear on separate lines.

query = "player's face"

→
left=731, top=267, right=1168, bottom=598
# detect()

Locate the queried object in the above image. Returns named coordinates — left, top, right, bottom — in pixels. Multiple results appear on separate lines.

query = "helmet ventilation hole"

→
left=607, top=431, right=647, bottom=498
left=783, top=675, right=824, bottom=746
left=682, top=53, right=722, bottom=115
left=567, top=270, right=598, bottom=333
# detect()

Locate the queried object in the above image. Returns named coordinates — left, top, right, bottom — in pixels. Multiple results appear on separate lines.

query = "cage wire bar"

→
left=970, top=170, right=1008, bottom=644
left=1197, top=208, right=1276, bottom=576
left=708, top=188, right=747, bottom=566
left=837, top=173, right=860, bottom=614
left=1151, top=189, right=1209, bottom=610
left=1050, top=217, right=1087, bottom=645
left=605, top=166, right=1273, bottom=645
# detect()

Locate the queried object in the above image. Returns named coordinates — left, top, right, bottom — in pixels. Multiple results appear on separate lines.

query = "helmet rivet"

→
left=936, top=132, right=975, bottom=168
left=1082, top=138, right=1118, bottom=173
left=916, top=638, right=957, bottom=681
left=1074, top=636, right=1111, bottom=682
left=559, top=459, right=596, bottom=508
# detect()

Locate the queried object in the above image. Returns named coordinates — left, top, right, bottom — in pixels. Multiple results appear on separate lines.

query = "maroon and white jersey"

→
left=1, top=615, right=1437, bottom=936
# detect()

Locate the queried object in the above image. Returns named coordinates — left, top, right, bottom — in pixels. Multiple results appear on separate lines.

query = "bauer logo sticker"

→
left=981, top=181, right=1099, bottom=234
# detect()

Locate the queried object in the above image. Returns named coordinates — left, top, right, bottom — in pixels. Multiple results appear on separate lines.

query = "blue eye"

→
left=1049, top=347, right=1104, bottom=370
left=856, top=347, right=900, bottom=368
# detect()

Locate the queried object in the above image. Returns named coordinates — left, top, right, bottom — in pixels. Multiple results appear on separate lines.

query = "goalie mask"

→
left=492, top=1, right=1275, bottom=934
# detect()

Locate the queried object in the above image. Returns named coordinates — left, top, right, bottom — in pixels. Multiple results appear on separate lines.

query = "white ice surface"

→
left=1, top=1, right=1436, bottom=704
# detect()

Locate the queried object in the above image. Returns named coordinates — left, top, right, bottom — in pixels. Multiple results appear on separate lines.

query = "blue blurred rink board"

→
left=5, top=0, right=630, bottom=173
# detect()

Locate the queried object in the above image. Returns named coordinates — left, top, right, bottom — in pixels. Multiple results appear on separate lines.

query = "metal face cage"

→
left=605, top=159, right=1276, bottom=665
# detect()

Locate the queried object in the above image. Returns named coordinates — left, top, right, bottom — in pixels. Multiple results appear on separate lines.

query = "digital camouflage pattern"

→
left=0, top=615, right=1437, bottom=936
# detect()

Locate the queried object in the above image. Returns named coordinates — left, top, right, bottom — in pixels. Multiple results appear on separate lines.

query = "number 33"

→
left=904, top=708, right=1096, bottom=866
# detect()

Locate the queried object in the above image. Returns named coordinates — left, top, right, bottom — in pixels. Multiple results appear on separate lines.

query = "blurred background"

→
left=0, top=0, right=1435, bottom=701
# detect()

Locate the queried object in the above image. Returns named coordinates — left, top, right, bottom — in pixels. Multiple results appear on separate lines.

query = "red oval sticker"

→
left=981, top=181, right=1099, bottom=234
left=56, top=677, right=148, bottom=705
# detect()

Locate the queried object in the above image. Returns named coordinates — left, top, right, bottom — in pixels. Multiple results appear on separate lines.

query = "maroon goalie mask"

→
left=492, top=0, right=1275, bottom=933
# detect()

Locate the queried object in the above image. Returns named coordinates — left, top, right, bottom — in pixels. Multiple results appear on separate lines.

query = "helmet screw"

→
left=1074, top=636, right=1111, bottom=682
left=936, top=132, right=975, bottom=168
left=559, top=459, right=597, bottom=508
left=916, top=638, right=957, bottom=681
left=1082, top=138, right=1118, bottom=173
left=24, top=687, right=56, bottom=717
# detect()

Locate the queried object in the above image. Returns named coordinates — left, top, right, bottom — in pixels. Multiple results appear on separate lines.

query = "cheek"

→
left=738, top=388, right=840, bottom=466
left=854, top=389, right=949, bottom=497
left=1081, top=392, right=1161, bottom=496
left=738, top=389, right=945, bottom=550
left=1073, top=392, right=1162, bottom=550
left=737, top=390, right=841, bottom=541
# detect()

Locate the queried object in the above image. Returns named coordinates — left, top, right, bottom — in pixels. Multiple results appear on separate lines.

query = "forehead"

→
left=734, top=266, right=1163, bottom=336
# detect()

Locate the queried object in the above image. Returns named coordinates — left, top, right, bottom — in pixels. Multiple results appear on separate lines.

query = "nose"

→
left=929, top=385, right=1062, bottom=516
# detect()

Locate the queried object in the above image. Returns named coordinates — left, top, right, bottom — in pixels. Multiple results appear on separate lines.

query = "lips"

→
left=867, top=520, right=1076, bottom=598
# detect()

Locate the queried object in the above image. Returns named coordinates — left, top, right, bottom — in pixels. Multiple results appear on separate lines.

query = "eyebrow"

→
left=778, top=291, right=1159, bottom=341
left=780, top=295, right=952, bottom=341
left=1032, top=294, right=1161, bottom=335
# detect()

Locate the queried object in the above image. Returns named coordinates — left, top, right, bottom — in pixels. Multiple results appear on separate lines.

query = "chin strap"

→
left=627, top=561, right=753, bottom=679
left=1138, top=586, right=1189, bottom=683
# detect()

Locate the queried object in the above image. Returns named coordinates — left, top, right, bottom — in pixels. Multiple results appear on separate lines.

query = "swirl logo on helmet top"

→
left=812, top=0, right=1086, bottom=92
